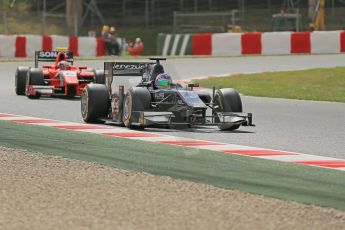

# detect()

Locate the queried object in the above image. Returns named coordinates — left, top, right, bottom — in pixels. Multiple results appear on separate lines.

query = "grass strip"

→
left=0, top=120, right=344, bottom=210
left=197, top=67, right=345, bottom=103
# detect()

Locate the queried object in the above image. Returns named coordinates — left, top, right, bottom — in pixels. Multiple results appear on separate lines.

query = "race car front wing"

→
left=130, top=111, right=254, bottom=127
left=26, top=85, right=54, bottom=96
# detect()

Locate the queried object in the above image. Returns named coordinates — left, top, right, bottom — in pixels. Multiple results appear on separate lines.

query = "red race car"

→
left=15, top=50, right=105, bottom=99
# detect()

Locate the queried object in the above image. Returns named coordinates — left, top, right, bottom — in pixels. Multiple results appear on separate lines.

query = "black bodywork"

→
left=82, top=58, right=254, bottom=130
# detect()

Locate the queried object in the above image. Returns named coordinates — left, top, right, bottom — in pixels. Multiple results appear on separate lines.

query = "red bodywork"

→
left=26, top=52, right=95, bottom=97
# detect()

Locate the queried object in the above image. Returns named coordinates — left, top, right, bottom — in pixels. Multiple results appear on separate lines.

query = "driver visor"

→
left=157, top=79, right=169, bottom=87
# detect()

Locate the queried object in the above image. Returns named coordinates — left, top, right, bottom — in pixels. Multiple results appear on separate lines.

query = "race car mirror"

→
left=188, top=83, right=199, bottom=90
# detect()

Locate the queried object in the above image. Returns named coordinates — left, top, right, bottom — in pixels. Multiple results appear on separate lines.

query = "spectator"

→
left=101, top=25, right=112, bottom=55
left=110, top=26, right=120, bottom=55
left=128, top=37, right=144, bottom=56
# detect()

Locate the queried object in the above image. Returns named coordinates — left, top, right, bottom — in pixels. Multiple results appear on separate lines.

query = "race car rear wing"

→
left=104, top=62, right=151, bottom=77
left=104, top=58, right=166, bottom=83
left=104, top=61, right=154, bottom=88
left=103, top=58, right=168, bottom=92
left=35, top=50, right=74, bottom=68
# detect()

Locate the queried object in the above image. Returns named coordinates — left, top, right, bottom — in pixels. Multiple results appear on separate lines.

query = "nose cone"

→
left=62, top=71, right=78, bottom=84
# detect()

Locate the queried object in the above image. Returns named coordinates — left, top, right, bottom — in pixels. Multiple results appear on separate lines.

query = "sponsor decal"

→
left=38, top=51, right=72, bottom=59
left=38, top=51, right=59, bottom=58
left=112, top=63, right=146, bottom=70
left=26, top=85, right=34, bottom=95
left=111, top=95, right=121, bottom=117
left=61, top=71, right=77, bottom=77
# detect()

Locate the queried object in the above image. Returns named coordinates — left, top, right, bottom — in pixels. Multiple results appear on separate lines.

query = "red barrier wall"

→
left=192, top=34, right=212, bottom=55
left=69, top=37, right=79, bottom=56
left=341, top=31, right=345, bottom=53
left=15, top=36, right=26, bottom=57
left=291, top=32, right=311, bottom=54
left=96, top=37, right=106, bottom=56
left=241, top=32, right=262, bottom=55
left=42, top=35, right=52, bottom=51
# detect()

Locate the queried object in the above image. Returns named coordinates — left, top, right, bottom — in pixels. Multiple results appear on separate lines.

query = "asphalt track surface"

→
left=0, top=54, right=344, bottom=159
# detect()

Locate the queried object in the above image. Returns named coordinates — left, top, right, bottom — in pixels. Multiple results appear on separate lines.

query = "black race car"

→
left=81, top=58, right=254, bottom=131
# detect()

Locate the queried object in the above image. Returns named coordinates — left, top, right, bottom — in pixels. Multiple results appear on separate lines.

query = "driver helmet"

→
left=155, top=73, right=172, bottom=89
left=58, top=61, right=71, bottom=70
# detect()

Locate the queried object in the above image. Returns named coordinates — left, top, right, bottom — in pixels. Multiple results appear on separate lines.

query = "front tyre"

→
left=15, top=66, right=29, bottom=95
left=122, top=87, right=151, bottom=129
left=26, top=68, right=44, bottom=99
left=81, top=84, right=109, bottom=123
left=213, top=88, right=243, bottom=131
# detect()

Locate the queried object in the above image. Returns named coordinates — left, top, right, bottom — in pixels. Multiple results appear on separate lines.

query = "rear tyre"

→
left=213, top=88, right=243, bottom=131
left=93, top=69, right=105, bottom=84
left=26, top=68, right=44, bottom=99
left=15, top=66, right=29, bottom=95
left=122, top=87, right=151, bottom=129
left=81, top=84, right=109, bottom=123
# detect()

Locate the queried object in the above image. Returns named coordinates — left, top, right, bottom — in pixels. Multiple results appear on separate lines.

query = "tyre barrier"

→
left=157, top=31, right=345, bottom=56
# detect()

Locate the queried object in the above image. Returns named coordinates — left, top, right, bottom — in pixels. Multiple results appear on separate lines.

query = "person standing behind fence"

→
left=101, top=25, right=112, bottom=55
left=110, top=26, right=120, bottom=55
left=128, top=37, right=144, bottom=56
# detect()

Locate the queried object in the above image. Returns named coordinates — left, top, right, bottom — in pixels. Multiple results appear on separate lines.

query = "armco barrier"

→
left=158, top=31, right=345, bottom=56
left=0, top=35, right=111, bottom=57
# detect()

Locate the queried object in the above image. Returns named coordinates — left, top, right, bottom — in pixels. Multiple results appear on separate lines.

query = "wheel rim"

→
left=15, top=73, right=18, bottom=92
left=81, top=89, right=88, bottom=119
left=214, top=91, right=239, bottom=131
left=213, top=93, right=223, bottom=112
left=213, top=93, right=222, bottom=122
left=214, top=92, right=231, bottom=130
left=122, top=94, right=132, bottom=125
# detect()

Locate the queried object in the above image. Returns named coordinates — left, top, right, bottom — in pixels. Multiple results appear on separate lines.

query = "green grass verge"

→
left=1, top=120, right=345, bottom=210
left=197, top=67, right=345, bottom=103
